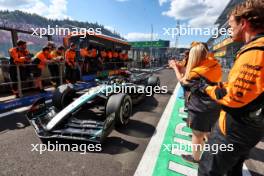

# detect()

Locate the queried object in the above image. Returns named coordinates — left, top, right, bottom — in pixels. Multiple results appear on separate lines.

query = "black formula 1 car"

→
left=26, top=70, right=160, bottom=143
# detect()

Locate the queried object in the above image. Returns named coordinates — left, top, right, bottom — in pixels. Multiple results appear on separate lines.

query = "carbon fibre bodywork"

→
left=26, top=70, right=160, bottom=143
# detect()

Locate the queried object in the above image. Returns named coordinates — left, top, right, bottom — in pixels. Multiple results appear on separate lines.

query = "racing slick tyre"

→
left=106, top=94, right=132, bottom=127
left=52, top=84, right=76, bottom=110
left=147, top=76, right=160, bottom=96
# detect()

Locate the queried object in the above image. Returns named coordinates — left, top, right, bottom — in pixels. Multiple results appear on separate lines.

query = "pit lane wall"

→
left=0, top=69, right=117, bottom=112
left=0, top=67, right=164, bottom=112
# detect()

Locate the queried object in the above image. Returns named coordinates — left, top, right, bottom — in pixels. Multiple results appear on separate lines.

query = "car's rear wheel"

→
left=105, top=94, right=132, bottom=127
left=52, top=84, right=76, bottom=110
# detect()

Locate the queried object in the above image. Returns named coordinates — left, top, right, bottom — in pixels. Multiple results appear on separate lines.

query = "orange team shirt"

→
left=35, top=51, right=49, bottom=70
left=123, top=53, right=128, bottom=61
left=187, top=57, right=222, bottom=83
left=205, top=36, right=264, bottom=135
left=9, top=47, right=30, bottom=64
left=87, top=49, right=97, bottom=58
left=65, top=49, right=76, bottom=66
left=119, top=53, right=123, bottom=60
left=107, top=51, right=113, bottom=59
left=80, top=48, right=89, bottom=58
left=113, top=51, right=118, bottom=58
left=50, top=50, right=64, bottom=62
left=91, top=49, right=97, bottom=58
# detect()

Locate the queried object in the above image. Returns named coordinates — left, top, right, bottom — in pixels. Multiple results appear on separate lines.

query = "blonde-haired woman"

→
left=169, top=42, right=222, bottom=163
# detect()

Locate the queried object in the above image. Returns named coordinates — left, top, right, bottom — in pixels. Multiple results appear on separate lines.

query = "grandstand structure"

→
left=207, top=0, right=244, bottom=69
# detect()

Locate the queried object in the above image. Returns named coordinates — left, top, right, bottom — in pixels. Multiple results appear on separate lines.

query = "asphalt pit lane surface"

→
left=116, top=119, right=156, bottom=138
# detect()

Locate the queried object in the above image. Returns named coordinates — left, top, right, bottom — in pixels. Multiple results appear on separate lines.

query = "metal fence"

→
left=0, top=63, right=64, bottom=97
left=0, top=60, right=164, bottom=98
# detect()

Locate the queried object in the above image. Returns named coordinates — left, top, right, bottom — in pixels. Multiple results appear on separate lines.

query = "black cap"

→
left=58, top=46, right=65, bottom=50
left=17, top=40, right=26, bottom=46
left=42, top=46, right=50, bottom=52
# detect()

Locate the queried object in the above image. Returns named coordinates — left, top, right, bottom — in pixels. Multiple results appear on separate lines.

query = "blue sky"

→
left=0, top=0, right=230, bottom=48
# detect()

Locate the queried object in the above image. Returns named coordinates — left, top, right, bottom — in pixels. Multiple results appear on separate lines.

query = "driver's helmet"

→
left=120, top=70, right=131, bottom=77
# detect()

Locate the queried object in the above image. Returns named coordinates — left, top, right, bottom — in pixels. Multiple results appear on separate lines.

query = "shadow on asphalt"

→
left=164, top=90, right=173, bottom=95
left=133, top=96, right=159, bottom=113
left=116, top=119, right=156, bottom=138
left=102, top=137, right=139, bottom=154
left=37, top=136, right=139, bottom=155
left=0, top=113, right=30, bottom=134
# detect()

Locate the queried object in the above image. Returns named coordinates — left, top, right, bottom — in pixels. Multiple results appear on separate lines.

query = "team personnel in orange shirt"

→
left=50, top=45, right=65, bottom=86
left=87, top=46, right=98, bottom=73
left=112, top=50, right=118, bottom=59
left=100, top=48, right=107, bottom=62
left=65, top=43, right=80, bottom=83
left=169, top=42, right=222, bottom=163
left=107, top=49, right=113, bottom=60
left=112, top=50, right=119, bottom=68
left=198, top=1, right=264, bottom=175
left=105, top=49, right=113, bottom=69
left=8, top=40, right=31, bottom=98
left=80, top=47, right=89, bottom=74
left=32, top=46, right=51, bottom=93
left=123, top=52, right=129, bottom=61
left=47, top=41, right=60, bottom=86
left=50, top=46, right=65, bottom=61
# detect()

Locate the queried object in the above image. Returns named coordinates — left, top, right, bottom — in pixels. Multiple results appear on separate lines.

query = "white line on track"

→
left=134, top=83, right=180, bottom=176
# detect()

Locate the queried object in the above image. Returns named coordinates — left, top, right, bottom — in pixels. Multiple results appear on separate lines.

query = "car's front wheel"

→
left=52, top=84, right=76, bottom=110
left=105, top=94, right=132, bottom=127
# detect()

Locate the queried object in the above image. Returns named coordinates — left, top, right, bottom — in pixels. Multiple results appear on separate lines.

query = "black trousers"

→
left=65, top=65, right=80, bottom=83
left=198, top=114, right=263, bottom=176
left=48, top=64, right=59, bottom=84
left=9, top=65, right=29, bottom=92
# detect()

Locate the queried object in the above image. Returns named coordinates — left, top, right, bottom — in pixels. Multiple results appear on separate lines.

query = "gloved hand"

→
left=214, top=83, right=227, bottom=99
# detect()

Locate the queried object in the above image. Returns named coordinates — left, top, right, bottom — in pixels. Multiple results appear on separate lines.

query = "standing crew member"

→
left=112, top=50, right=119, bottom=69
left=123, top=51, right=129, bottom=61
left=169, top=43, right=222, bottom=163
left=106, top=49, right=113, bottom=69
left=8, top=40, right=31, bottom=98
left=80, top=47, right=89, bottom=74
left=100, top=48, right=107, bottom=63
left=198, top=1, right=264, bottom=175
left=65, top=43, right=80, bottom=83
left=32, top=46, right=50, bottom=93
left=98, top=48, right=107, bottom=70
left=90, top=47, right=98, bottom=73
left=51, top=46, right=65, bottom=61
left=50, top=46, right=65, bottom=86
left=118, top=50, right=124, bottom=68
left=47, top=41, right=59, bottom=86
